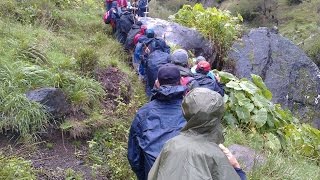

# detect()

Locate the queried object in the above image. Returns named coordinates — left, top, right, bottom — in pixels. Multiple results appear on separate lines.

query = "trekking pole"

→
left=133, top=1, right=136, bottom=21
left=145, top=0, right=149, bottom=17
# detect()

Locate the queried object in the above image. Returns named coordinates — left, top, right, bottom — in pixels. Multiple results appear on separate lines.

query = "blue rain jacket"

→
left=128, top=85, right=187, bottom=180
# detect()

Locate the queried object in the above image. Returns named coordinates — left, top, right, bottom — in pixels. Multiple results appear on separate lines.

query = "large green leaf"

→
left=235, top=92, right=254, bottom=112
left=265, top=133, right=281, bottom=151
left=223, top=94, right=229, bottom=104
left=252, top=108, right=268, bottom=128
left=218, top=71, right=238, bottom=84
left=228, top=92, right=238, bottom=109
left=266, top=113, right=275, bottom=128
left=235, top=105, right=250, bottom=122
left=234, top=91, right=246, bottom=102
left=223, top=111, right=237, bottom=126
left=262, top=89, right=273, bottom=100
left=251, top=94, right=270, bottom=108
left=251, top=74, right=272, bottom=100
left=239, top=80, right=259, bottom=94
left=226, top=81, right=242, bottom=90
left=251, top=74, right=267, bottom=89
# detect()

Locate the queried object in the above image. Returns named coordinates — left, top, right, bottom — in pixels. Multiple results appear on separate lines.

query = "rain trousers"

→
left=148, top=88, right=241, bottom=180
left=128, top=85, right=187, bottom=180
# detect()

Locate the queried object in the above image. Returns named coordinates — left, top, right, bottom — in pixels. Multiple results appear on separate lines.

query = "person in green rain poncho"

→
left=148, top=88, right=246, bottom=180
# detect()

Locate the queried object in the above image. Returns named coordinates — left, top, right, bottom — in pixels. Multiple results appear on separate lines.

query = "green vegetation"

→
left=0, top=0, right=110, bottom=141
left=0, top=155, right=36, bottom=179
left=224, top=128, right=320, bottom=180
left=0, top=0, right=145, bottom=178
left=218, top=71, right=320, bottom=161
left=149, top=0, right=195, bottom=19
left=171, top=4, right=243, bottom=69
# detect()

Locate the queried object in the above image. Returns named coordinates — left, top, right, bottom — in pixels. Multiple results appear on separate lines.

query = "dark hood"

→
left=181, top=88, right=224, bottom=144
left=176, top=65, right=194, bottom=77
left=151, top=85, right=186, bottom=101
left=131, top=24, right=141, bottom=30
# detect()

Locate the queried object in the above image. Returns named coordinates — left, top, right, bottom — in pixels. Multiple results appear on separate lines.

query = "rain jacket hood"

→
left=176, top=65, right=194, bottom=77
left=151, top=85, right=186, bottom=101
left=181, top=87, right=224, bottom=144
left=148, top=88, right=240, bottom=180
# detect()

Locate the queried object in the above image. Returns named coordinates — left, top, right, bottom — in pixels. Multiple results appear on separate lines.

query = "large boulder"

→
left=228, top=27, right=320, bottom=128
left=139, top=17, right=215, bottom=62
left=26, top=88, right=70, bottom=119
left=228, top=144, right=266, bottom=171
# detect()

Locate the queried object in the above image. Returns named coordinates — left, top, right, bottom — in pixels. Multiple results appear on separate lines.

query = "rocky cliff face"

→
left=139, top=17, right=216, bottom=62
left=228, top=27, right=320, bottom=128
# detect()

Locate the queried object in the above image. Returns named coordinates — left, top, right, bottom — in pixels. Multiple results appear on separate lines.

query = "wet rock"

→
left=228, top=27, right=320, bottom=128
left=228, top=144, right=266, bottom=171
left=26, top=88, right=70, bottom=119
left=139, top=17, right=216, bottom=63
left=197, top=0, right=220, bottom=7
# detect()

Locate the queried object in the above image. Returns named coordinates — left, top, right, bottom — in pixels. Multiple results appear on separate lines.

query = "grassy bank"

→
left=0, top=0, right=147, bottom=179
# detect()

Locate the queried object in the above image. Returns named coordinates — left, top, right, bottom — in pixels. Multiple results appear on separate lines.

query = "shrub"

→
left=171, top=4, right=243, bottom=69
left=76, top=48, right=99, bottom=77
left=218, top=70, right=320, bottom=160
left=0, top=155, right=36, bottom=179
left=305, top=35, right=320, bottom=67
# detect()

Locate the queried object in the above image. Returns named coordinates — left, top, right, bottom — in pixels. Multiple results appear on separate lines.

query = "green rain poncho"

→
left=148, top=88, right=240, bottom=180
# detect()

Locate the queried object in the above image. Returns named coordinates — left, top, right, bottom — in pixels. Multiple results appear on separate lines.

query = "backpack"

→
left=193, top=73, right=225, bottom=96
left=117, top=11, right=135, bottom=34
left=142, top=38, right=170, bottom=60
left=125, top=24, right=141, bottom=50
left=181, top=76, right=199, bottom=93
left=104, top=8, right=120, bottom=31
left=145, top=50, right=171, bottom=90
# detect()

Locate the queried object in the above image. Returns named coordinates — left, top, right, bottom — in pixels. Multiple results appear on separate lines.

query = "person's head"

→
left=196, top=60, right=211, bottom=74
left=157, top=64, right=181, bottom=86
left=145, top=29, right=155, bottom=38
left=111, top=1, right=117, bottom=8
left=195, top=56, right=206, bottom=64
left=181, top=88, right=224, bottom=144
left=140, top=25, right=148, bottom=34
left=171, top=49, right=189, bottom=68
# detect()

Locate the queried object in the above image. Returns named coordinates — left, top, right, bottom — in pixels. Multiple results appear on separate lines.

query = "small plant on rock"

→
left=171, top=4, right=243, bottom=69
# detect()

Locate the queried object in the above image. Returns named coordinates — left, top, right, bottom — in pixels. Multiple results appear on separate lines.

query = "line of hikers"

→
left=102, top=2, right=247, bottom=179
left=105, top=0, right=150, bottom=16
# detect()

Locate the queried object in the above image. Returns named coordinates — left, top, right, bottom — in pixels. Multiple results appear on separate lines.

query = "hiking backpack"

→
left=125, top=25, right=141, bottom=50
left=193, top=73, right=225, bottom=96
left=117, top=11, right=135, bottom=34
left=145, top=50, right=171, bottom=90
left=104, top=8, right=119, bottom=25
left=142, top=38, right=170, bottom=60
